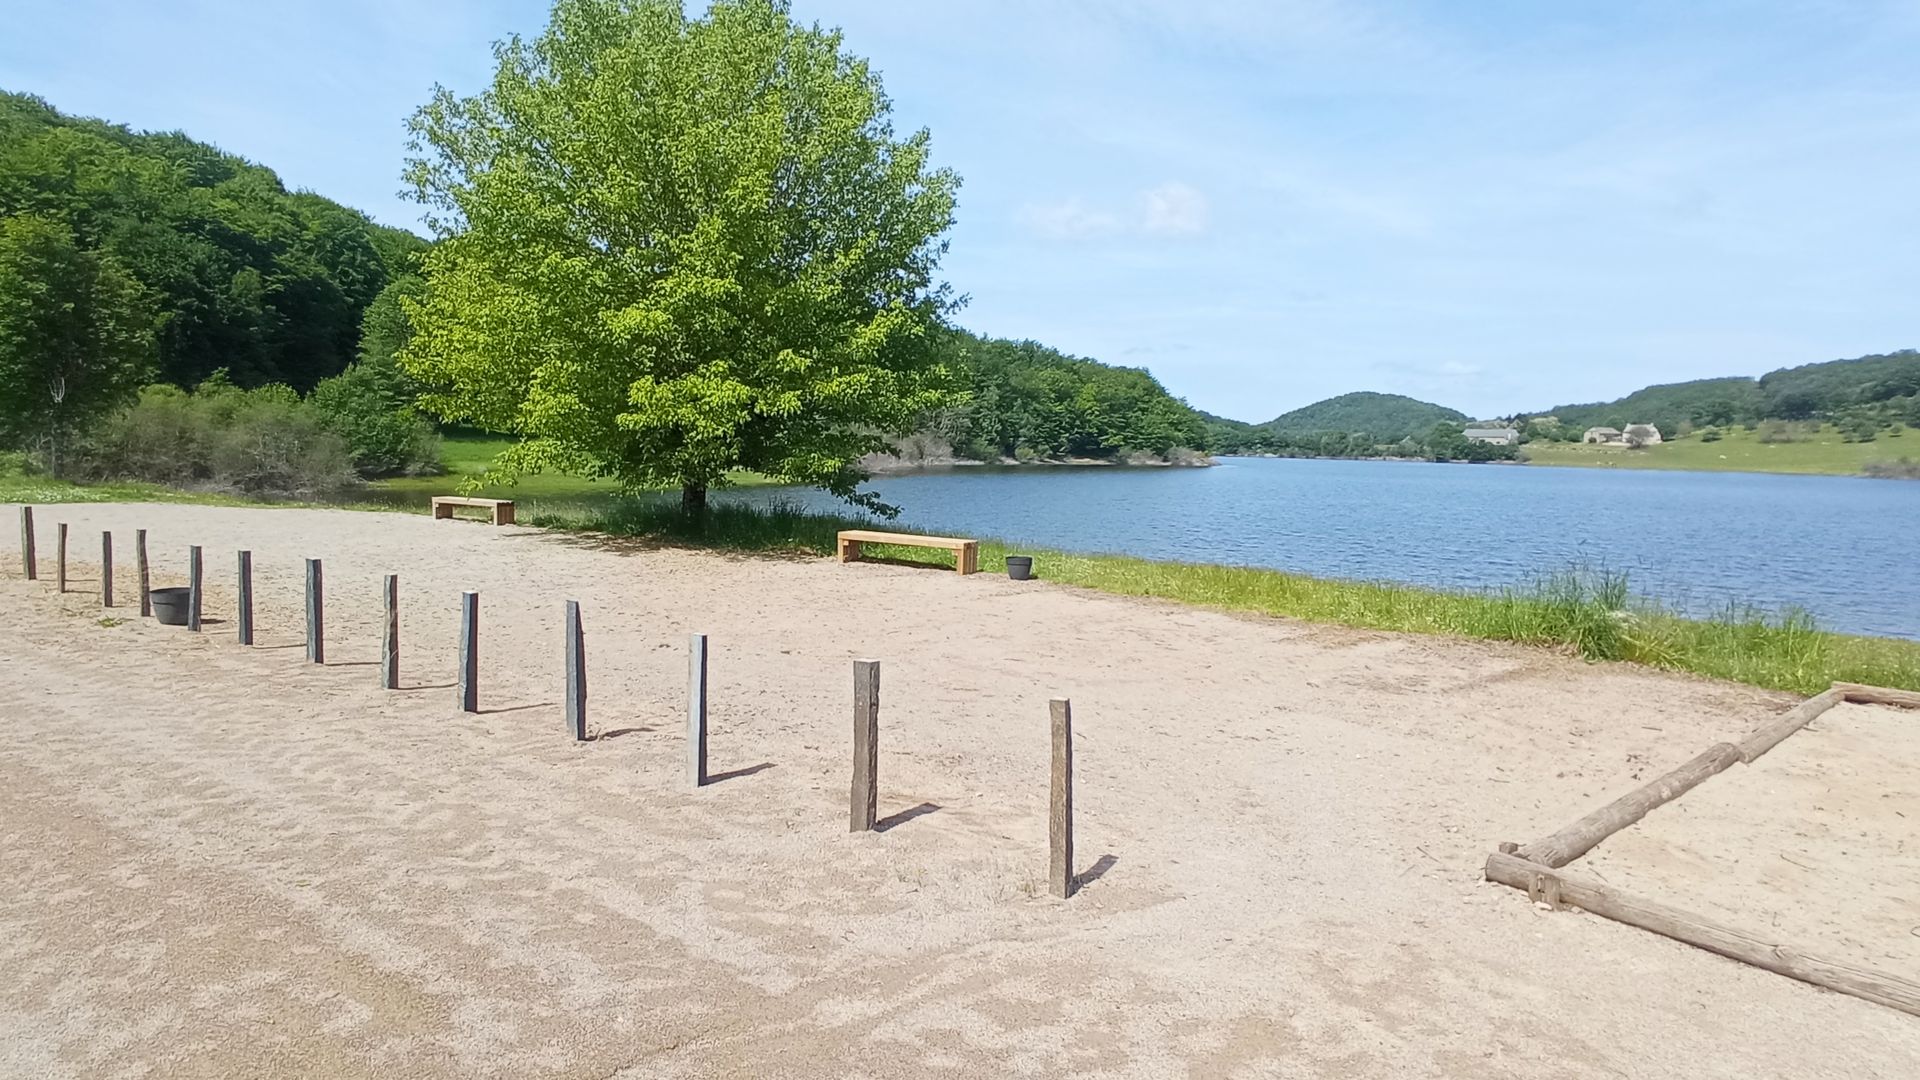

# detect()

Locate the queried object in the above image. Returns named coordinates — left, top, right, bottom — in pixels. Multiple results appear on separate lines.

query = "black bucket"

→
left=150, top=586, right=192, bottom=626
left=1005, top=556, right=1034, bottom=581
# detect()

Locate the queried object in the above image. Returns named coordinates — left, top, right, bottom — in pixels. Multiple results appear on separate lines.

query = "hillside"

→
left=1262, top=391, right=1467, bottom=441
left=1535, top=350, right=1920, bottom=434
left=0, top=89, right=426, bottom=390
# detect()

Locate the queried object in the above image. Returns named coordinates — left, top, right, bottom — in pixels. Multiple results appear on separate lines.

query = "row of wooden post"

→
left=17, top=507, right=1082, bottom=899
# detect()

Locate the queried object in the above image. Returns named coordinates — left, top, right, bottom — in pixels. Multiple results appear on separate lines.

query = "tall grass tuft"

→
left=525, top=499, right=1920, bottom=696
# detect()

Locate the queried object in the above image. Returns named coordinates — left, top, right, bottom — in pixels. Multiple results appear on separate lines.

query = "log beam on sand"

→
left=1736, top=689, right=1844, bottom=763
left=1834, top=683, right=1920, bottom=710
left=1484, top=851, right=1920, bottom=1019
left=1516, top=743, right=1741, bottom=868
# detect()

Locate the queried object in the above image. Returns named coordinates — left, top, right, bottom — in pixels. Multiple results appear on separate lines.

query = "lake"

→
left=717, top=457, right=1920, bottom=640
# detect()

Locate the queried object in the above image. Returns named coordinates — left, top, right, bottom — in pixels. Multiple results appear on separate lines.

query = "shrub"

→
left=74, top=377, right=359, bottom=498
left=1699, top=428, right=1722, bottom=443
left=309, top=359, right=442, bottom=476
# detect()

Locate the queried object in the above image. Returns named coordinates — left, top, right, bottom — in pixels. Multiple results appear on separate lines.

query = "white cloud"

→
left=1017, top=198, right=1122, bottom=239
left=1019, top=182, right=1209, bottom=240
left=1141, top=182, right=1209, bottom=235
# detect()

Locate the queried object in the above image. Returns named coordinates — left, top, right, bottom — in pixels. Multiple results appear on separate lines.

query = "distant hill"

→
left=1260, top=391, right=1467, bottom=441
left=1535, top=350, right=1920, bottom=434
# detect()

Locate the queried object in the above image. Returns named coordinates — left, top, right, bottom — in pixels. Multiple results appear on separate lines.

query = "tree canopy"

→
left=0, top=213, right=155, bottom=472
left=0, top=89, right=425, bottom=392
left=399, top=0, right=962, bottom=512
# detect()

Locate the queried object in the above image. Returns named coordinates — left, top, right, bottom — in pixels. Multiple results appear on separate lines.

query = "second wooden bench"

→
left=836, top=529, right=979, bottom=575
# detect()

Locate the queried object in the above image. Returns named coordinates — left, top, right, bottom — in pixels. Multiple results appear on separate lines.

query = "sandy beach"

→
left=2, top=502, right=1916, bottom=1078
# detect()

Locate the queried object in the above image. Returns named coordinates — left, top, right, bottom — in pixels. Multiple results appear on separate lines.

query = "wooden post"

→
left=187, top=545, right=203, bottom=631
left=458, top=591, right=478, bottom=712
left=687, top=633, right=709, bottom=785
left=236, top=551, right=254, bottom=645
left=564, top=600, right=585, bottom=739
left=1050, top=698, right=1076, bottom=899
left=18, top=506, right=34, bottom=581
left=381, top=574, right=399, bottom=689
left=56, top=522, right=67, bottom=592
left=850, top=660, right=879, bottom=832
left=135, top=529, right=150, bottom=616
left=304, top=558, right=324, bottom=663
left=100, top=532, right=113, bottom=607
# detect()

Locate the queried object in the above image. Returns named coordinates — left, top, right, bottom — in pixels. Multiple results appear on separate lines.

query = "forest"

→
left=0, top=88, right=1212, bottom=499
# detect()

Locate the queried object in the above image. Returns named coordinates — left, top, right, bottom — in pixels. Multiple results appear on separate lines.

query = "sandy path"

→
left=1, top=502, right=1915, bottom=1078
left=1581, top=701, right=1920, bottom=975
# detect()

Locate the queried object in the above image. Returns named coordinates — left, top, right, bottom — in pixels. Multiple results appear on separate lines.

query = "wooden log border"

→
left=1485, top=851, right=1920, bottom=1018
left=1491, top=682, right=1920, bottom=1017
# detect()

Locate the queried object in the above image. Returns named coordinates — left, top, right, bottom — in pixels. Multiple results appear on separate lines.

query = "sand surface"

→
left=1580, top=701, right=1920, bottom=976
left=1, top=503, right=1916, bottom=1078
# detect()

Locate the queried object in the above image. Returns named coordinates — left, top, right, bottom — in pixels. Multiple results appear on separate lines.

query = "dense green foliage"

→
left=400, top=0, right=961, bottom=513
left=0, top=90, right=426, bottom=391
left=1203, top=393, right=1511, bottom=463
left=0, top=213, right=156, bottom=473
left=928, top=331, right=1209, bottom=460
left=75, top=378, right=359, bottom=497
left=1535, top=350, right=1920, bottom=436
left=1259, top=391, right=1467, bottom=441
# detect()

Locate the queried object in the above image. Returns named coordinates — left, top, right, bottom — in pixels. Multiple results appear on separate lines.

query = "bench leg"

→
left=838, top=538, right=861, bottom=563
left=494, top=505, right=514, bottom=526
left=434, top=504, right=452, bottom=520
left=957, top=543, right=978, bottom=575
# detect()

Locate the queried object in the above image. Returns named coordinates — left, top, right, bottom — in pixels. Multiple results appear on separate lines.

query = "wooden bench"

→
left=431, top=496, right=516, bottom=526
left=836, top=529, right=979, bottom=575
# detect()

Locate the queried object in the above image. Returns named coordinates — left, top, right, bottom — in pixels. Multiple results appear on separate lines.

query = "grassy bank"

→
left=525, top=499, right=1920, bottom=696
left=1521, top=426, right=1914, bottom=477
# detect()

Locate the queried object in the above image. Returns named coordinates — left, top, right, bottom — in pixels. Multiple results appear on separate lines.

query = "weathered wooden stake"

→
left=18, top=506, right=34, bottom=580
left=563, top=599, right=585, bottom=739
left=381, top=574, right=399, bottom=689
left=458, top=591, right=479, bottom=712
left=236, top=550, right=254, bottom=645
left=135, top=529, right=150, bottom=616
left=187, top=545, right=203, bottom=631
left=688, top=633, right=709, bottom=786
left=1050, top=698, right=1076, bottom=899
left=100, top=532, right=113, bottom=607
left=56, top=522, right=68, bottom=592
left=850, top=659, right=879, bottom=832
left=304, top=557, right=324, bottom=662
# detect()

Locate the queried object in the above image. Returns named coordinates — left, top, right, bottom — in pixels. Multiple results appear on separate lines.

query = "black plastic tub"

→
left=1005, top=556, right=1034, bottom=581
left=150, top=586, right=192, bottom=626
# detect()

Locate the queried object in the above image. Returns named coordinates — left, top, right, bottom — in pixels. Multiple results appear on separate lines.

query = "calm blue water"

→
left=719, top=457, right=1920, bottom=640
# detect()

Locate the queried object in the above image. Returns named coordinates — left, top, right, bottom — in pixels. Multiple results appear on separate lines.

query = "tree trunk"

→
left=680, top=482, right=708, bottom=517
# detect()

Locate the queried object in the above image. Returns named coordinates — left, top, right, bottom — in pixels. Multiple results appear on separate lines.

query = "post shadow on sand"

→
left=706, top=762, right=774, bottom=784
left=875, top=801, right=940, bottom=832
left=479, top=701, right=557, bottom=716
left=593, top=725, right=656, bottom=741
left=1076, top=854, right=1119, bottom=890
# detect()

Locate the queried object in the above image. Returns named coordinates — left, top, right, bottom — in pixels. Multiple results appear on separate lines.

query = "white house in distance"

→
left=1463, top=425, right=1520, bottom=445
left=1583, top=424, right=1662, bottom=446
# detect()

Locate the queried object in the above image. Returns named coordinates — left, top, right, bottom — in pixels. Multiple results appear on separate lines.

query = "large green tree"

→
left=0, top=214, right=155, bottom=473
left=400, top=0, right=962, bottom=512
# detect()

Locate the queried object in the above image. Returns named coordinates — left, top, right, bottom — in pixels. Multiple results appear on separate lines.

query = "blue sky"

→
left=5, top=1, right=1917, bottom=422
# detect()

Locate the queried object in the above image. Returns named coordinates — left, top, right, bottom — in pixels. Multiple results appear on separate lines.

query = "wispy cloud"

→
left=1141, top=182, right=1208, bottom=235
left=1019, top=182, right=1209, bottom=240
